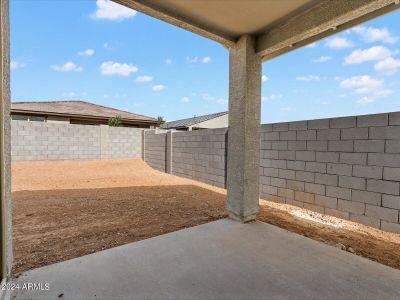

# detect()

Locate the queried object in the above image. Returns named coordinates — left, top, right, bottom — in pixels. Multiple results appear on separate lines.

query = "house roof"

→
left=11, top=101, right=157, bottom=123
left=161, top=111, right=228, bottom=129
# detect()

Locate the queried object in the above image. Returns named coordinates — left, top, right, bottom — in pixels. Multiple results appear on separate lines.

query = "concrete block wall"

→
left=11, top=121, right=142, bottom=160
left=144, top=130, right=167, bottom=172
left=259, top=112, right=400, bottom=233
left=172, top=128, right=227, bottom=188
left=107, top=126, right=142, bottom=159
left=143, top=112, right=400, bottom=233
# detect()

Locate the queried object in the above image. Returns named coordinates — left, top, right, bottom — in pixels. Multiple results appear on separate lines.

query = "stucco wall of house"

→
left=193, top=114, right=229, bottom=129
left=46, top=115, right=70, bottom=123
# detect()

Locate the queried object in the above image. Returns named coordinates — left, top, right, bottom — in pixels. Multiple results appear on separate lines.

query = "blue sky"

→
left=10, top=0, right=400, bottom=123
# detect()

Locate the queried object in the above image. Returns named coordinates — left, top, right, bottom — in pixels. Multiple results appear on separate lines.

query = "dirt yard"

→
left=12, top=159, right=400, bottom=273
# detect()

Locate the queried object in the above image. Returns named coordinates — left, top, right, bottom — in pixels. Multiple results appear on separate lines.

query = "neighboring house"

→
left=161, top=111, right=228, bottom=131
left=11, top=100, right=158, bottom=128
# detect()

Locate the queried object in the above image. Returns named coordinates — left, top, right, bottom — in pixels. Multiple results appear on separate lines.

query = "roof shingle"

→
left=11, top=100, right=156, bottom=122
left=161, top=111, right=228, bottom=129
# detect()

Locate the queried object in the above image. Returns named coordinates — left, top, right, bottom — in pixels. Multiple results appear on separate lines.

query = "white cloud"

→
left=51, top=61, right=83, bottom=72
left=356, top=89, right=394, bottom=104
left=374, top=57, right=400, bottom=75
left=62, top=91, right=76, bottom=97
left=262, top=94, right=283, bottom=101
left=181, top=96, right=190, bottom=103
left=103, top=42, right=114, bottom=50
left=152, top=85, right=165, bottom=91
left=262, top=75, right=269, bottom=82
left=202, top=93, right=215, bottom=101
left=356, top=97, right=375, bottom=105
left=100, top=61, right=138, bottom=76
left=352, top=26, right=397, bottom=44
left=186, top=56, right=198, bottom=63
left=313, top=56, right=332, bottom=63
left=280, top=107, right=295, bottom=112
left=135, top=75, right=153, bottom=83
left=132, top=102, right=144, bottom=107
left=92, top=0, right=136, bottom=21
left=78, top=49, right=95, bottom=56
left=201, top=56, right=211, bottom=64
left=187, top=56, right=211, bottom=64
left=165, top=58, right=172, bottom=65
left=296, top=75, right=320, bottom=81
left=200, top=93, right=228, bottom=105
left=340, top=75, right=393, bottom=104
left=217, top=98, right=228, bottom=105
left=326, top=37, right=353, bottom=49
left=103, top=94, right=109, bottom=99
left=340, top=75, right=382, bottom=94
left=344, top=46, right=392, bottom=65
left=306, top=42, right=317, bottom=48
left=10, top=60, right=26, bottom=70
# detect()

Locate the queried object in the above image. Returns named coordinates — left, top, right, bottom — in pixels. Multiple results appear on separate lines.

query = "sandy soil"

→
left=258, top=201, right=400, bottom=270
left=12, top=159, right=400, bottom=273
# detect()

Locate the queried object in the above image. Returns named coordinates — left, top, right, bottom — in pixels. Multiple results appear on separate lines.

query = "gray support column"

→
left=0, top=0, right=12, bottom=286
left=227, top=35, right=262, bottom=222
left=166, top=131, right=173, bottom=173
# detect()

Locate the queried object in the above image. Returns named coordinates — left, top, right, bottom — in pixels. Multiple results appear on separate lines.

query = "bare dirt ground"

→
left=12, top=159, right=400, bottom=273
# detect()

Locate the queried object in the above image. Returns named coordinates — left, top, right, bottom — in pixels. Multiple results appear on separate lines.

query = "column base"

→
left=228, top=211, right=257, bottom=223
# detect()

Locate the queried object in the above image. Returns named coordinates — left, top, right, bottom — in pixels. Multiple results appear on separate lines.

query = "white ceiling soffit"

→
left=114, top=0, right=400, bottom=60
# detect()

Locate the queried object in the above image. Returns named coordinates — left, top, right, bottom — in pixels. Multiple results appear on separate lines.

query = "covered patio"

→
left=1, top=0, right=400, bottom=299
left=14, top=219, right=400, bottom=299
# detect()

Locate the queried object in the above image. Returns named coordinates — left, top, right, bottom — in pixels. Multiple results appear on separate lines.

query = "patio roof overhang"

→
left=114, top=0, right=400, bottom=60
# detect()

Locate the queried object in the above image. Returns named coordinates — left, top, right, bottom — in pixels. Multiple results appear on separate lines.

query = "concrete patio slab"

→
left=13, top=219, right=400, bottom=300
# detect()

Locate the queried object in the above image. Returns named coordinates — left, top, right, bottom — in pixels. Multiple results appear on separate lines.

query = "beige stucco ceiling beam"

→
left=112, top=0, right=236, bottom=48
left=256, top=0, right=400, bottom=61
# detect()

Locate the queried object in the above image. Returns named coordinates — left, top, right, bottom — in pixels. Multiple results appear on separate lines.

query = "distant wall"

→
left=11, top=121, right=142, bottom=160
left=172, top=128, right=227, bottom=188
left=144, top=128, right=227, bottom=187
left=144, top=112, right=400, bottom=233
left=106, top=126, right=142, bottom=159
left=144, top=130, right=167, bottom=172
